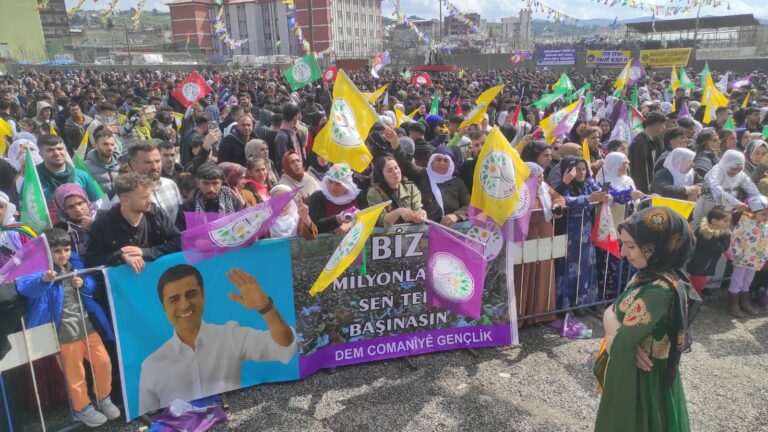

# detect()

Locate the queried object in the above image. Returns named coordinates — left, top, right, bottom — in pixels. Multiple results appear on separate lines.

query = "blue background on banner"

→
left=106, top=239, right=298, bottom=420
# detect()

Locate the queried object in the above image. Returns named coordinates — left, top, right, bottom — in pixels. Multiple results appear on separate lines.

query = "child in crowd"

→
left=687, top=206, right=732, bottom=295
left=16, top=228, right=119, bottom=427
left=726, top=195, right=768, bottom=318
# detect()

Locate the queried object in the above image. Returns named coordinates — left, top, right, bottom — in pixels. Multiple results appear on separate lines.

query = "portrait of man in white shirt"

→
left=138, top=264, right=297, bottom=414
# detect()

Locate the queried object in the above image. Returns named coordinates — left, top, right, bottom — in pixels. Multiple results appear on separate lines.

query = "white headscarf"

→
left=268, top=185, right=299, bottom=238
left=597, top=152, right=635, bottom=190
left=5, top=138, right=42, bottom=172
left=426, top=153, right=455, bottom=213
left=712, top=149, right=747, bottom=191
left=320, top=163, right=360, bottom=206
left=663, top=148, right=696, bottom=187
left=0, top=192, right=21, bottom=251
left=525, top=162, right=553, bottom=221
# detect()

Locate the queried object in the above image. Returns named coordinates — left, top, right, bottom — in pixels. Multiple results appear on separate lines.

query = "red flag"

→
left=510, top=103, right=523, bottom=127
left=411, top=72, right=432, bottom=86
left=590, top=202, right=620, bottom=258
left=455, top=104, right=462, bottom=116
left=322, top=65, right=337, bottom=84
left=171, top=71, right=212, bottom=108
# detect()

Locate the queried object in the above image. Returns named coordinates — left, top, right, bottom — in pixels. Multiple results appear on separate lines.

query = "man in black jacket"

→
left=175, top=163, right=243, bottom=231
left=217, top=114, right=255, bottom=167
left=85, top=173, right=181, bottom=272
left=629, top=112, right=666, bottom=193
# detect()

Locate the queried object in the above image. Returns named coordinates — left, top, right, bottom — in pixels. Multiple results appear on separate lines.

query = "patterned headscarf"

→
left=53, top=183, right=91, bottom=223
left=618, top=206, right=694, bottom=388
left=321, top=163, right=360, bottom=205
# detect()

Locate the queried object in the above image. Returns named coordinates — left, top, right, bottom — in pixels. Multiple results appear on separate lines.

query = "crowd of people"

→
left=0, top=63, right=767, bottom=429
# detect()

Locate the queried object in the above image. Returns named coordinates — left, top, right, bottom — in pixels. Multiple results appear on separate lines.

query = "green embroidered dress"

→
left=595, top=275, right=690, bottom=432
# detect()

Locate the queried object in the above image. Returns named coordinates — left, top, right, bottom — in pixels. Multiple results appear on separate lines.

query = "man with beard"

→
left=176, top=162, right=243, bottom=231
left=84, top=172, right=181, bottom=271
left=63, top=102, right=93, bottom=155
left=84, top=129, right=120, bottom=197
left=124, top=142, right=183, bottom=223
left=218, top=114, right=256, bottom=167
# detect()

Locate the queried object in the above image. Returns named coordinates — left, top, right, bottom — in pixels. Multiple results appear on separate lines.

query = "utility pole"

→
left=124, top=23, right=133, bottom=73
left=438, top=0, right=442, bottom=42
left=692, top=4, right=702, bottom=43
left=308, top=0, right=314, bottom=51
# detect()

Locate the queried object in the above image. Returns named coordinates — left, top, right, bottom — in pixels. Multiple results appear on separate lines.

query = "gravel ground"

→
left=18, top=289, right=768, bottom=432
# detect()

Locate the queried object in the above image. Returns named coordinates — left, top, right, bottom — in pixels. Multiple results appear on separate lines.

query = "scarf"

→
left=193, top=186, right=236, bottom=215
left=525, top=162, right=553, bottom=222
left=320, top=163, right=360, bottom=206
left=0, top=191, right=21, bottom=251
left=5, top=139, right=42, bottom=172
left=618, top=207, right=693, bottom=388
left=269, top=185, right=299, bottom=237
left=281, top=151, right=304, bottom=182
left=53, top=183, right=92, bottom=224
left=597, top=152, right=634, bottom=191
left=709, top=149, right=747, bottom=192
left=426, top=153, right=455, bottom=213
left=244, top=178, right=270, bottom=201
left=663, top=148, right=696, bottom=187
left=38, top=163, right=76, bottom=191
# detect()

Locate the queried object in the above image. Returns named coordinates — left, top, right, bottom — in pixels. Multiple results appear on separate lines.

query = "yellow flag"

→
left=470, top=126, right=531, bottom=227
left=0, top=117, right=12, bottom=155
left=651, top=197, right=694, bottom=219
left=172, top=112, right=184, bottom=130
left=581, top=138, right=591, bottom=164
left=407, top=107, right=420, bottom=118
left=313, top=69, right=377, bottom=173
left=742, top=93, right=750, bottom=108
left=309, top=201, right=390, bottom=296
left=614, top=58, right=632, bottom=90
left=49, top=126, right=58, bottom=136
left=394, top=106, right=412, bottom=128
left=539, top=99, right=582, bottom=145
left=670, top=66, right=680, bottom=92
left=75, top=129, right=89, bottom=159
left=364, top=84, right=389, bottom=104
left=458, top=68, right=465, bottom=79
left=701, top=74, right=728, bottom=124
left=672, top=98, right=676, bottom=112
left=459, top=84, right=503, bottom=129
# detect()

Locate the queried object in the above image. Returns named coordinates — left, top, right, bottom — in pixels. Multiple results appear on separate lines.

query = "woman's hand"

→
left=412, top=209, right=427, bottom=223
left=735, top=203, right=748, bottom=212
left=440, top=213, right=459, bottom=226
left=382, top=126, right=399, bottom=149
left=630, top=189, right=645, bottom=200
left=636, top=347, right=653, bottom=372
left=296, top=197, right=311, bottom=225
left=684, top=185, right=701, bottom=201
left=587, top=191, right=608, bottom=203
left=562, top=167, right=577, bottom=185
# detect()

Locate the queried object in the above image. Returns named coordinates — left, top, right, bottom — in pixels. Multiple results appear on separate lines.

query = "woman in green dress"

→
left=595, top=206, right=694, bottom=432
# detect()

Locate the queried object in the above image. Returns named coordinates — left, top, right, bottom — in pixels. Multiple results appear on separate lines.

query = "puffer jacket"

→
left=15, top=252, right=114, bottom=341
left=84, top=148, right=120, bottom=197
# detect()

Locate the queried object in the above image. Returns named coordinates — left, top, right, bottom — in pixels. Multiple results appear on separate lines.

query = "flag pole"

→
left=422, top=219, right=487, bottom=246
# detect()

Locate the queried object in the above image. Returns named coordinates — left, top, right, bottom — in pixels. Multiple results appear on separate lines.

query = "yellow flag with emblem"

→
left=470, top=126, right=531, bottom=227
left=75, top=129, right=89, bottom=158
left=581, top=138, right=591, bottom=164
left=364, top=84, right=389, bottom=104
left=670, top=66, right=680, bottom=92
left=309, top=201, right=390, bottom=296
left=459, top=85, right=503, bottom=130
left=313, top=69, right=377, bottom=173
left=172, top=112, right=184, bottom=130
left=394, top=106, right=412, bottom=128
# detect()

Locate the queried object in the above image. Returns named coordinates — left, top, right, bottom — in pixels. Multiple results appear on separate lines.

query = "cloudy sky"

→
left=66, top=0, right=761, bottom=21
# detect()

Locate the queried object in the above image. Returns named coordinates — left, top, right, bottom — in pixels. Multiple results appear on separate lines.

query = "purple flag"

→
left=609, top=101, right=631, bottom=143
left=729, top=76, right=752, bottom=90
left=0, top=234, right=51, bottom=284
left=181, top=188, right=300, bottom=264
left=626, top=58, right=646, bottom=88
left=184, top=212, right=224, bottom=228
left=426, top=224, right=487, bottom=320
left=677, top=101, right=691, bottom=119
left=503, top=174, right=538, bottom=243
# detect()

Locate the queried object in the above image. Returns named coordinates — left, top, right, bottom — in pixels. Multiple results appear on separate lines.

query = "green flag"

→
left=429, top=93, right=439, bottom=115
left=763, top=124, right=768, bottom=138
left=402, top=68, right=411, bottom=80
left=73, top=154, right=105, bottom=199
left=529, top=87, right=567, bottom=109
left=699, top=62, right=710, bottom=90
left=21, top=151, right=52, bottom=234
left=283, top=54, right=322, bottom=91
left=722, top=118, right=735, bottom=131
left=679, top=67, right=695, bottom=90
left=631, top=85, right=638, bottom=108
left=568, top=83, right=591, bottom=103
left=552, top=73, right=575, bottom=94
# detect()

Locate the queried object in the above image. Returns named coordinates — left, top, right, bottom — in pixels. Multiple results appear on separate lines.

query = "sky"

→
left=65, top=0, right=761, bottom=21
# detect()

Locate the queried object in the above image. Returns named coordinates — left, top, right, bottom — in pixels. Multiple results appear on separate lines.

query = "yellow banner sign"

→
left=639, top=48, right=692, bottom=68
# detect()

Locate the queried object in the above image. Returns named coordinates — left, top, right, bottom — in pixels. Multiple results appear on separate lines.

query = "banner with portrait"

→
left=107, top=225, right=514, bottom=421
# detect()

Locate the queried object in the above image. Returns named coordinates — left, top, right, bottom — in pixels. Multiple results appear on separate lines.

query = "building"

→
left=0, top=0, right=47, bottom=68
left=500, top=9, right=533, bottom=48
left=168, top=0, right=382, bottom=59
left=443, top=13, right=480, bottom=38
left=39, top=0, right=71, bottom=41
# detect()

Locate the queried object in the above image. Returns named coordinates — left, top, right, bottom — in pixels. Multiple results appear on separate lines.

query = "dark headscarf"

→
left=520, top=140, right=550, bottom=163
left=618, top=206, right=694, bottom=387
left=559, top=155, right=589, bottom=195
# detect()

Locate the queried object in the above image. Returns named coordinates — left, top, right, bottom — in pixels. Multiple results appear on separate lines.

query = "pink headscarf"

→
left=53, top=183, right=91, bottom=223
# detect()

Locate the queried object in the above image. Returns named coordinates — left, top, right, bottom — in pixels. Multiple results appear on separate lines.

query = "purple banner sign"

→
left=537, top=48, right=577, bottom=66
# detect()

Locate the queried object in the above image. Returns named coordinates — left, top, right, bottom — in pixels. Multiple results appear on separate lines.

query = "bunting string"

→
left=131, top=0, right=146, bottom=30
left=35, top=0, right=50, bottom=12
left=67, top=0, right=88, bottom=19
left=212, top=6, right=249, bottom=50
left=525, top=0, right=580, bottom=25
left=442, top=0, right=489, bottom=38
left=100, top=0, right=119, bottom=25
left=592, top=0, right=731, bottom=17
left=283, top=0, right=312, bottom=54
